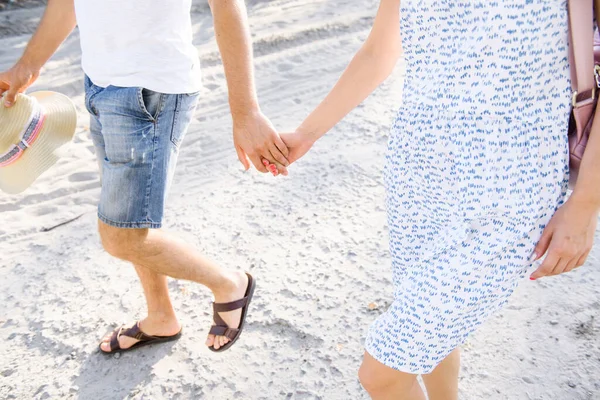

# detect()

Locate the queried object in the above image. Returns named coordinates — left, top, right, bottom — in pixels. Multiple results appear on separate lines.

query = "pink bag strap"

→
left=569, top=0, right=596, bottom=106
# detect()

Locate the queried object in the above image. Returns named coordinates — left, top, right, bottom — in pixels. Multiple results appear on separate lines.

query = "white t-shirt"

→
left=74, top=0, right=202, bottom=94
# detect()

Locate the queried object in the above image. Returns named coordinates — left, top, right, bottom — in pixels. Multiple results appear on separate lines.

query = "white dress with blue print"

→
left=364, top=0, right=571, bottom=374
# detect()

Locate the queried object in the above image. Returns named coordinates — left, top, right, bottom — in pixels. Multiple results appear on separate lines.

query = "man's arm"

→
left=208, top=0, right=289, bottom=174
left=0, top=0, right=76, bottom=106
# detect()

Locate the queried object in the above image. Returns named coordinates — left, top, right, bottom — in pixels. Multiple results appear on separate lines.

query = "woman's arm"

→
left=571, top=110, right=600, bottom=207
left=297, top=0, right=402, bottom=142
left=531, top=108, right=600, bottom=279
left=264, top=0, right=401, bottom=173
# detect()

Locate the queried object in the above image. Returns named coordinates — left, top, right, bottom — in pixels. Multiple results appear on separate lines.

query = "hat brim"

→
left=0, top=91, right=77, bottom=194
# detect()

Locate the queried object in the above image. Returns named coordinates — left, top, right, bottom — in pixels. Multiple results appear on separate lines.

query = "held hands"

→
left=0, top=63, right=40, bottom=107
left=233, top=109, right=291, bottom=175
left=261, top=131, right=316, bottom=176
left=530, top=197, right=598, bottom=280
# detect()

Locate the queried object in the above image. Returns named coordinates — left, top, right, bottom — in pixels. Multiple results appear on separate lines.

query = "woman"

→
left=264, top=1, right=600, bottom=399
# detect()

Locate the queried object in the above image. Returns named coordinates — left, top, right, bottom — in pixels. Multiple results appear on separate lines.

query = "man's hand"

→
left=262, top=130, right=316, bottom=176
left=0, top=0, right=76, bottom=107
left=233, top=110, right=290, bottom=175
left=0, top=64, right=40, bottom=107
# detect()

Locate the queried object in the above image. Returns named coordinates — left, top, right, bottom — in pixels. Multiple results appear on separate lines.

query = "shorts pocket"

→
left=84, top=76, right=102, bottom=116
left=137, top=88, right=164, bottom=122
left=170, top=92, right=200, bottom=148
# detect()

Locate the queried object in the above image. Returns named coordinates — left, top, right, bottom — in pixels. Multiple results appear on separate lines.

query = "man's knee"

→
left=98, top=220, right=148, bottom=260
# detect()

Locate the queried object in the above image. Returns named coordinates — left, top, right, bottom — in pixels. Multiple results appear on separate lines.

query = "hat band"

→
left=0, top=101, right=45, bottom=168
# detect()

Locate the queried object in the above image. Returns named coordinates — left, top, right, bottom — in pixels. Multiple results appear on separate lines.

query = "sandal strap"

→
left=209, top=325, right=239, bottom=340
left=109, top=326, right=124, bottom=352
left=212, top=297, right=249, bottom=327
left=213, top=296, right=249, bottom=313
left=108, top=322, right=155, bottom=352
left=120, top=322, right=155, bottom=341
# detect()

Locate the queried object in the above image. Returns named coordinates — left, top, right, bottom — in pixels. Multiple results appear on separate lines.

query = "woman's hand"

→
left=530, top=197, right=598, bottom=280
left=262, top=131, right=316, bottom=176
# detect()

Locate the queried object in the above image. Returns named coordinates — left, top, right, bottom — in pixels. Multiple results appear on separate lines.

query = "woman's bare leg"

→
left=422, top=348, right=460, bottom=400
left=358, top=351, right=426, bottom=400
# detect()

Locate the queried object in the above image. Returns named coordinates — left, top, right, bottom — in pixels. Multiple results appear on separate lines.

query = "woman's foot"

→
left=205, top=270, right=249, bottom=350
left=99, top=313, right=181, bottom=353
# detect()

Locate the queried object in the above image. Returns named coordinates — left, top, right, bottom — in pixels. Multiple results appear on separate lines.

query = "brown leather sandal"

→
left=100, top=322, right=182, bottom=354
left=208, top=272, right=256, bottom=352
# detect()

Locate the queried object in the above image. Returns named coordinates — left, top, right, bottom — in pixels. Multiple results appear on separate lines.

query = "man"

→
left=0, top=0, right=287, bottom=352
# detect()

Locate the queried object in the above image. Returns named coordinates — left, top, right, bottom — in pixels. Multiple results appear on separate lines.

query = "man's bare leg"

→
left=98, top=221, right=248, bottom=350
left=99, top=264, right=181, bottom=351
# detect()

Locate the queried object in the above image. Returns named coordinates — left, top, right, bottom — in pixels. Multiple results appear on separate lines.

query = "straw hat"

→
left=0, top=91, right=76, bottom=194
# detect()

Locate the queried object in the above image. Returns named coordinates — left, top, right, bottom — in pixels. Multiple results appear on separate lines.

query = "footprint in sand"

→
left=32, top=205, right=59, bottom=216
left=277, top=63, right=295, bottom=72
left=0, top=203, right=20, bottom=212
left=204, top=83, right=220, bottom=91
left=68, top=171, right=97, bottom=183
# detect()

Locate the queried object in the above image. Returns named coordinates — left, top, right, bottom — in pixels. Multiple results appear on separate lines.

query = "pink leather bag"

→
left=567, top=0, right=600, bottom=188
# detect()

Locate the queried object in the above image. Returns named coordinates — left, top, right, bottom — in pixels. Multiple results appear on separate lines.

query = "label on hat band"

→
left=0, top=100, right=45, bottom=168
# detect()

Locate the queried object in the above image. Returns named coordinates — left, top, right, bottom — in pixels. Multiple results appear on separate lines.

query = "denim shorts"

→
left=84, top=76, right=200, bottom=229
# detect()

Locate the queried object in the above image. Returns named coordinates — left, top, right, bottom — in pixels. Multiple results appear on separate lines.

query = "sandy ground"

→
left=0, top=0, right=46, bottom=13
left=0, top=1, right=599, bottom=399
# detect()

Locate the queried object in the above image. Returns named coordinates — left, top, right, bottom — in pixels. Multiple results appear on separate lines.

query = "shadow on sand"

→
left=73, top=341, right=178, bottom=399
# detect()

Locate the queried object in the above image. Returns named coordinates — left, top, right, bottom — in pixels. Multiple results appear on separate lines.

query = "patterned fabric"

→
left=0, top=100, right=45, bottom=167
left=364, top=0, right=571, bottom=374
